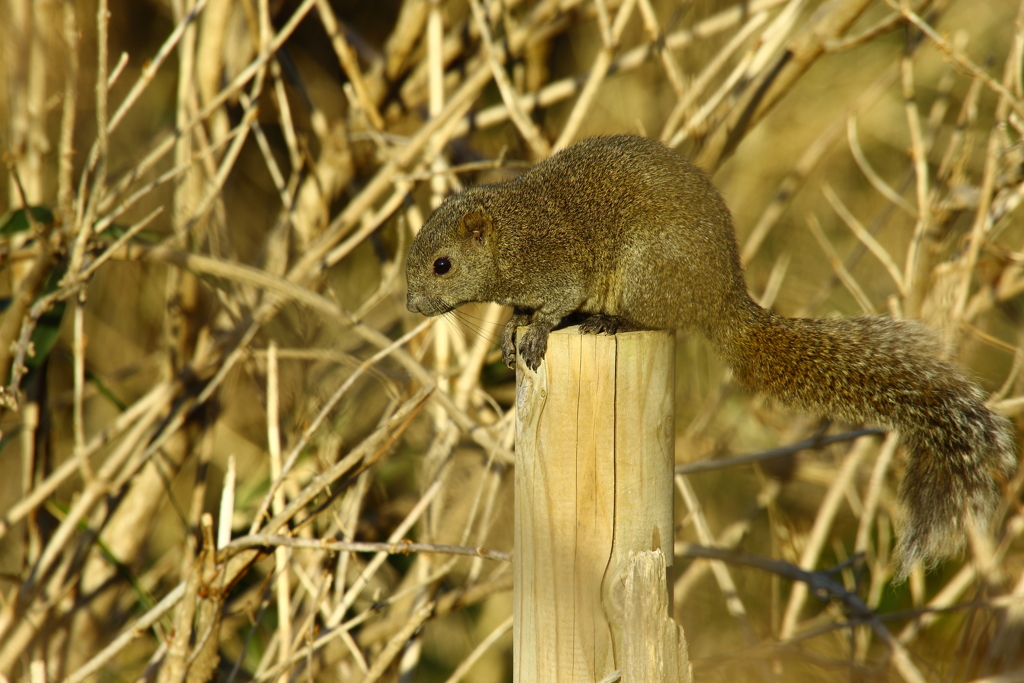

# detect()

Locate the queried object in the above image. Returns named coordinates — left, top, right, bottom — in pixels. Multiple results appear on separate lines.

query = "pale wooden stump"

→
left=514, top=327, right=678, bottom=682
left=622, top=550, right=693, bottom=683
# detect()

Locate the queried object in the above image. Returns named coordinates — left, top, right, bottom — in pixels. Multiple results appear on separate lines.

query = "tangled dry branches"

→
left=1, top=0, right=1024, bottom=681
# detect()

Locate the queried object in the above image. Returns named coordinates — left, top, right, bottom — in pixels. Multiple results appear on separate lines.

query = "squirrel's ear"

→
left=460, top=211, right=492, bottom=243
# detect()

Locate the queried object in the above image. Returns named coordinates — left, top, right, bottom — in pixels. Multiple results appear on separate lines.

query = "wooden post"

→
left=514, top=327, right=676, bottom=682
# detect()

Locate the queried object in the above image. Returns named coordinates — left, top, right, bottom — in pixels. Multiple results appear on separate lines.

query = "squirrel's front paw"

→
left=517, top=327, right=549, bottom=371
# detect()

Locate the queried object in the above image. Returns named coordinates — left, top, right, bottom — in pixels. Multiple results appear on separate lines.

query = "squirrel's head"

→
left=406, top=192, right=499, bottom=317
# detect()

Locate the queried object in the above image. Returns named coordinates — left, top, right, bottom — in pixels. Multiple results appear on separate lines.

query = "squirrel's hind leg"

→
left=578, top=313, right=633, bottom=335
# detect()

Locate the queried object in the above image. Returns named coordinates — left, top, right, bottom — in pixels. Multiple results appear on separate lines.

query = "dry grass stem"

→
left=806, top=212, right=875, bottom=312
left=823, top=183, right=906, bottom=292
left=780, top=436, right=874, bottom=638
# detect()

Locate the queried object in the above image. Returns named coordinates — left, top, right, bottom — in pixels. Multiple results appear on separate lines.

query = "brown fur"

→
left=405, top=134, right=1018, bottom=580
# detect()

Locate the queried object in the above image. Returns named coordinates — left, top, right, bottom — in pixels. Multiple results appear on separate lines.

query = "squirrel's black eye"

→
left=433, top=257, right=452, bottom=275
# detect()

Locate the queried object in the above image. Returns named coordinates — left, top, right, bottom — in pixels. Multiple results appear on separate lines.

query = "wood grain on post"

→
left=514, top=327, right=676, bottom=682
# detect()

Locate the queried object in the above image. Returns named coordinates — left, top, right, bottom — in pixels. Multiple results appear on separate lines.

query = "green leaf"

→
left=44, top=500, right=160, bottom=616
left=23, top=265, right=69, bottom=371
left=99, top=223, right=162, bottom=245
left=0, top=207, right=55, bottom=235
left=86, top=370, right=128, bottom=411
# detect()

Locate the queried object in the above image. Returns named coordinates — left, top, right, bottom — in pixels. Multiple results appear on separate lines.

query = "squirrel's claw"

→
left=501, top=336, right=518, bottom=368
left=501, top=320, right=520, bottom=368
left=514, top=325, right=550, bottom=371
left=579, top=314, right=627, bottom=335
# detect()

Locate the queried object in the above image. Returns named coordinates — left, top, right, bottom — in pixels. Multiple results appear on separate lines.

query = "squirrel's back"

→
left=506, top=136, right=750, bottom=333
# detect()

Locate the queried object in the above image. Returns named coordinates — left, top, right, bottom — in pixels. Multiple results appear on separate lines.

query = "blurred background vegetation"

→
left=1, top=0, right=1023, bottom=680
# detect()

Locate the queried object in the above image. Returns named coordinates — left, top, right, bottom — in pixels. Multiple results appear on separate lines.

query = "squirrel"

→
left=405, top=134, right=1017, bottom=580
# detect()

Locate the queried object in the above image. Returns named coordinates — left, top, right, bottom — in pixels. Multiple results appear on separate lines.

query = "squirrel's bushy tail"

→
left=896, top=393, right=1014, bottom=579
left=729, top=311, right=1018, bottom=581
